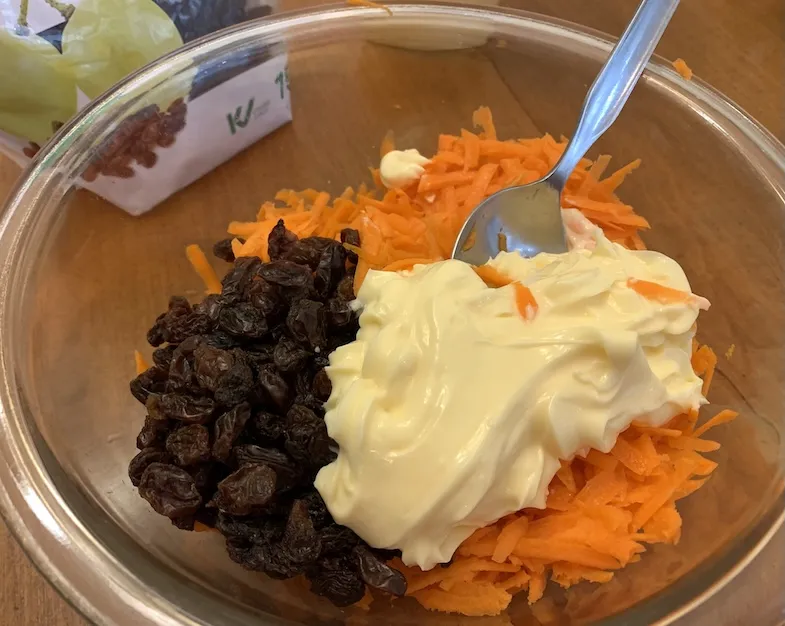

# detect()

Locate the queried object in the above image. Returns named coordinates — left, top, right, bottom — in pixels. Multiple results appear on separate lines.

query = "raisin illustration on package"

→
left=0, top=0, right=291, bottom=215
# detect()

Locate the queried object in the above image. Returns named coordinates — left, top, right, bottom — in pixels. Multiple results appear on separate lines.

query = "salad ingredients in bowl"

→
left=129, top=108, right=736, bottom=617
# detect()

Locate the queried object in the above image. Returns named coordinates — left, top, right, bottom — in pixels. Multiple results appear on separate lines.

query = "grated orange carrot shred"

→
left=185, top=244, right=222, bottom=295
left=628, top=278, right=691, bottom=304
left=672, top=58, right=694, bottom=80
left=182, top=107, right=735, bottom=616
left=134, top=350, right=149, bottom=375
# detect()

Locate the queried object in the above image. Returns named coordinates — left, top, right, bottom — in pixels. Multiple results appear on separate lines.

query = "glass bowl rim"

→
left=0, top=3, right=783, bottom=625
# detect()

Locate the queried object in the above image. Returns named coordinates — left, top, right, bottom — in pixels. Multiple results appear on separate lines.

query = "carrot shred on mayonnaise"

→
left=182, top=107, right=736, bottom=615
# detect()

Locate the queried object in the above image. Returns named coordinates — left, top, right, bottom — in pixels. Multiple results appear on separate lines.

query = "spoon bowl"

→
left=452, top=182, right=564, bottom=266
left=452, top=0, right=680, bottom=263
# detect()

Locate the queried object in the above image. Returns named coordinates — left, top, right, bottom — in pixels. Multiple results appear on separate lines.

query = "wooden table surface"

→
left=0, top=1, right=783, bottom=624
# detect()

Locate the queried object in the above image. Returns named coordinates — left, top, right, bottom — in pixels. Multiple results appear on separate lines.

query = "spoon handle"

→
left=550, top=0, right=680, bottom=189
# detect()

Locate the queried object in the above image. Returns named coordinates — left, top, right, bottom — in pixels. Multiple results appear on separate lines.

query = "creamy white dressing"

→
left=379, top=149, right=429, bottom=188
left=315, top=227, right=708, bottom=571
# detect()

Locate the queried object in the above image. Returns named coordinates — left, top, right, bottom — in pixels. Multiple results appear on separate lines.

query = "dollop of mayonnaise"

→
left=315, top=231, right=709, bottom=570
left=562, top=207, right=599, bottom=251
left=379, top=149, right=429, bottom=188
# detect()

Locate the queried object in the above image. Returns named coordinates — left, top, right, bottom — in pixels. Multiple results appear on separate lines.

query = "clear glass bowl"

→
left=1, top=4, right=783, bottom=625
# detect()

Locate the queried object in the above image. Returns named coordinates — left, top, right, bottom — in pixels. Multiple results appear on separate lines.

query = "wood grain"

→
left=0, top=1, right=783, bottom=624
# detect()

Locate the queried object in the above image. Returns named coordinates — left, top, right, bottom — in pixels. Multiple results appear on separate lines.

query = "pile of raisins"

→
left=81, top=100, right=188, bottom=181
left=129, top=222, right=405, bottom=607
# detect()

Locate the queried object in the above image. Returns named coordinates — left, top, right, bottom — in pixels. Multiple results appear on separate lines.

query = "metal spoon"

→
left=452, top=0, right=680, bottom=264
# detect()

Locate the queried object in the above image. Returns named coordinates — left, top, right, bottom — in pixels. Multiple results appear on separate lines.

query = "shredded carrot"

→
left=473, top=265, right=514, bottom=287
left=513, top=282, right=538, bottom=320
left=672, top=58, right=694, bottom=80
left=692, top=409, right=738, bottom=438
left=472, top=106, right=498, bottom=140
left=627, top=278, right=691, bottom=304
left=346, top=0, right=392, bottom=15
left=230, top=238, right=244, bottom=259
left=180, top=107, right=736, bottom=616
left=185, top=244, right=222, bottom=294
left=396, top=347, right=734, bottom=615
left=134, top=350, right=149, bottom=375
left=598, top=158, right=641, bottom=193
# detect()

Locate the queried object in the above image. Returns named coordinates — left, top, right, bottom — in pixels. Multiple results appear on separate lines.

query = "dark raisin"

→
left=219, top=303, right=268, bottom=338
left=283, top=237, right=335, bottom=269
left=284, top=405, right=334, bottom=467
left=166, top=349, right=196, bottom=393
left=171, top=515, right=196, bottom=531
left=214, top=352, right=254, bottom=406
left=217, top=512, right=283, bottom=543
left=210, top=464, right=277, bottom=516
left=286, top=299, right=327, bottom=351
left=163, top=295, right=192, bottom=317
left=307, top=557, right=365, bottom=607
left=136, top=416, right=171, bottom=449
left=147, top=297, right=213, bottom=345
left=152, top=345, right=176, bottom=370
left=138, top=463, right=202, bottom=519
left=146, top=296, right=189, bottom=346
left=225, top=535, right=252, bottom=565
left=326, top=298, right=354, bottom=329
left=193, top=343, right=234, bottom=391
left=257, top=364, right=290, bottom=411
left=175, top=334, right=205, bottom=356
left=166, top=424, right=211, bottom=466
left=128, top=447, right=169, bottom=486
left=293, top=367, right=326, bottom=414
left=212, top=402, right=252, bottom=462
left=221, top=257, right=262, bottom=302
left=243, top=344, right=275, bottom=370
left=273, top=338, right=311, bottom=373
left=279, top=284, right=317, bottom=306
left=191, top=462, right=227, bottom=500
left=280, top=500, right=321, bottom=566
left=314, top=242, right=347, bottom=299
left=215, top=511, right=268, bottom=542
left=327, top=327, right=359, bottom=355
left=245, top=541, right=302, bottom=579
left=312, top=368, right=332, bottom=402
left=164, top=313, right=211, bottom=345
left=301, top=491, right=332, bottom=529
left=194, top=294, right=225, bottom=322
left=336, top=275, right=356, bottom=301
left=249, top=410, right=284, bottom=442
left=270, top=322, right=288, bottom=344
left=203, top=331, right=240, bottom=350
left=355, top=545, right=407, bottom=596
left=340, top=228, right=361, bottom=264
left=248, top=278, right=285, bottom=321
left=293, top=393, right=325, bottom=415
left=130, top=366, right=167, bottom=404
left=320, top=524, right=361, bottom=556
left=268, top=219, right=298, bottom=261
left=259, top=260, right=312, bottom=289
left=313, top=353, right=330, bottom=370
left=159, top=393, right=215, bottom=424
left=232, top=445, right=302, bottom=488
left=213, top=238, right=241, bottom=263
